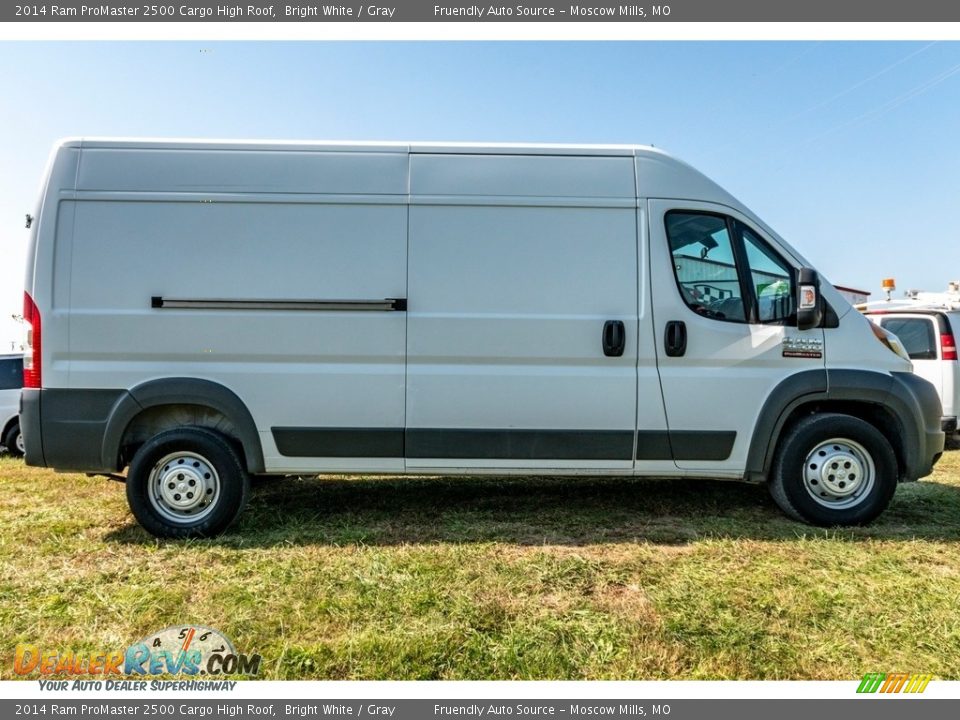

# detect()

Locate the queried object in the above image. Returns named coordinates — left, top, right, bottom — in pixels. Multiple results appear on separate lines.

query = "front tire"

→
left=126, top=427, right=250, bottom=538
left=3, top=421, right=24, bottom=457
left=769, top=413, right=898, bottom=526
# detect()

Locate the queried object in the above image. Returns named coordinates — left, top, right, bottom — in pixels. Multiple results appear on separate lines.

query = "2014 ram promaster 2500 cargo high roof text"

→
left=20, top=138, right=945, bottom=538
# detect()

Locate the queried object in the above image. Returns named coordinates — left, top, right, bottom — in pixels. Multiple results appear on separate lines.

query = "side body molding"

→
left=101, top=378, right=265, bottom=473
left=745, top=369, right=827, bottom=482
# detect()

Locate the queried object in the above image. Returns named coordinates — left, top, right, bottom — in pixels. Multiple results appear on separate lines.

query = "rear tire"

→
left=769, top=413, right=897, bottom=526
left=3, top=421, right=24, bottom=457
left=126, top=427, right=250, bottom=538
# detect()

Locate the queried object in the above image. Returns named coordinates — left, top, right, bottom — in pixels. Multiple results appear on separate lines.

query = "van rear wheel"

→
left=769, top=413, right=897, bottom=526
left=126, top=427, right=250, bottom=538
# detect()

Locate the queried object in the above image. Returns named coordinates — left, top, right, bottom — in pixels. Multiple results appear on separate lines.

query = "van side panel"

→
left=405, top=153, right=654, bottom=470
left=76, top=149, right=409, bottom=195
left=52, top=148, right=409, bottom=473
left=411, top=153, right=635, bottom=198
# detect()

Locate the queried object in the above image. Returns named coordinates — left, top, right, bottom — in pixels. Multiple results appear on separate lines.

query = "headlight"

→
left=870, top=321, right=911, bottom=362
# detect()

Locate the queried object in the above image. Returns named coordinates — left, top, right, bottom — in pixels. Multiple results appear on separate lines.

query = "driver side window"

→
left=665, top=212, right=747, bottom=323
left=664, top=211, right=796, bottom=325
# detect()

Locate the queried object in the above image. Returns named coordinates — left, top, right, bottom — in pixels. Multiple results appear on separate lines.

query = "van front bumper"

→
left=891, top=371, right=945, bottom=481
left=943, top=416, right=958, bottom=434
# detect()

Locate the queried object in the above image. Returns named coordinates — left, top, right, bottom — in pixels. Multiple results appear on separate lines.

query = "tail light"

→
left=23, top=291, right=41, bottom=388
left=943, top=333, right=958, bottom=361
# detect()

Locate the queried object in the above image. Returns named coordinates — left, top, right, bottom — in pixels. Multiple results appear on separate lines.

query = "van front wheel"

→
left=126, top=427, right=250, bottom=538
left=769, top=413, right=897, bottom=526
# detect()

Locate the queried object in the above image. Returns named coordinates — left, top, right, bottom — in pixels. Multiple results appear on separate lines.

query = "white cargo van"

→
left=21, top=139, right=944, bottom=537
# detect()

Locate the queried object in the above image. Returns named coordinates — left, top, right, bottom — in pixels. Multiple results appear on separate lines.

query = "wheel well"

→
left=774, top=401, right=907, bottom=481
left=118, top=404, right=245, bottom=469
left=2, top=415, right=18, bottom=440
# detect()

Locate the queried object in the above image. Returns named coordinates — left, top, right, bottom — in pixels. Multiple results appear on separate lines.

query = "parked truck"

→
left=860, top=282, right=960, bottom=434
left=0, top=354, right=24, bottom=456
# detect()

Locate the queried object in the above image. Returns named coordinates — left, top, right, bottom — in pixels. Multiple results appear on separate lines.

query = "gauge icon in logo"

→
left=131, top=625, right=236, bottom=674
left=140, top=625, right=235, bottom=656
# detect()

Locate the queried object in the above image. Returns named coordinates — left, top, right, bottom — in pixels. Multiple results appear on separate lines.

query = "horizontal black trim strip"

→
left=273, top=428, right=403, bottom=458
left=152, top=297, right=406, bottom=312
left=635, top=431, right=673, bottom=461
left=636, top=430, right=736, bottom=461
left=669, top=430, right=737, bottom=461
left=272, top=427, right=736, bottom=462
left=406, top=429, right=634, bottom=460
left=272, top=428, right=635, bottom=460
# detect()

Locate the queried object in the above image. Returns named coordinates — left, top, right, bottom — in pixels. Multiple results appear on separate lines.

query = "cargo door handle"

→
left=664, top=320, right=687, bottom=357
left=602, top=320, right=625, bottom=357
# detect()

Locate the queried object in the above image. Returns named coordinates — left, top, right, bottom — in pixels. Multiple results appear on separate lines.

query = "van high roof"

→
left=57, top=136, right=673, bottom=158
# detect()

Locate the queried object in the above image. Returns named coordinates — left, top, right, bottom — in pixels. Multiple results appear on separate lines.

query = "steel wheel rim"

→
left=803, top=437, right=875, bottom=509
left=147, top=451, right=221, bottom=524
left=15, top=431, right=24, bottom=454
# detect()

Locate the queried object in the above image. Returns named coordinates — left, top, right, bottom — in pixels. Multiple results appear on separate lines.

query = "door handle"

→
left=602, top=320, right=625, bottom=357
left=664, top=320, right=687, bottom=357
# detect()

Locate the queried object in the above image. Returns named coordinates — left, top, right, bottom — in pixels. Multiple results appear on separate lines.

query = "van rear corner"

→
left=19, top=140, right=85, bottom=469
left=19, top=388, right=44, bottom=468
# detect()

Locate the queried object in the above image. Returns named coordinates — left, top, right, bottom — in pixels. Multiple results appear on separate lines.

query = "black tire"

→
left=126, top=427, right=250, bottom=538
left=3, top=421, right=24, bottom=457
left=769, top=413, right=898, bottom=526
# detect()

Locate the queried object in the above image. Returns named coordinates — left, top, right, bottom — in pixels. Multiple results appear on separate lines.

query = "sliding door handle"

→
left=602, top=320, right=626, bottom=357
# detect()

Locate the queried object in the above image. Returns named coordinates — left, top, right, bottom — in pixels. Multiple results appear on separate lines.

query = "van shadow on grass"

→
left=105, top=451, right=960, bottom=548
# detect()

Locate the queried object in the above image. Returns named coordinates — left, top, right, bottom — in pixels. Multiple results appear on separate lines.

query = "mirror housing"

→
left=796, top=267, right=822, bottom=331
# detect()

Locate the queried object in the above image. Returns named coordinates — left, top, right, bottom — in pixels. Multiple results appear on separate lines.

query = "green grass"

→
left=1, top=438, right=959, bottom=680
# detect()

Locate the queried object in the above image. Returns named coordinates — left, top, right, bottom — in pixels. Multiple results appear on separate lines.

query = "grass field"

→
left=1, top=438, right=959, bottom=680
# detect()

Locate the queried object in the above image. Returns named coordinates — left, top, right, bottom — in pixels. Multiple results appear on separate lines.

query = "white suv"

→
left=0, top=354, right=24, bottom=456
left=864, top=309, right=959, bottom=434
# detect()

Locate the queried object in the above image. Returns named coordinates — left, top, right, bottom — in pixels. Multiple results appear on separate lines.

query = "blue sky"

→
left=1, top=41, right=959, bottom=348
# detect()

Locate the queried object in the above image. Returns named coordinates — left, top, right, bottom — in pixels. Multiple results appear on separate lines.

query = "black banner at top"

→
left=6, top=0, right=960, bottom=22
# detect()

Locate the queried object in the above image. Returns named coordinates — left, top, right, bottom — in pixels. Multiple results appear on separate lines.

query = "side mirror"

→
left=796, top=267, right=823, bottom=331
